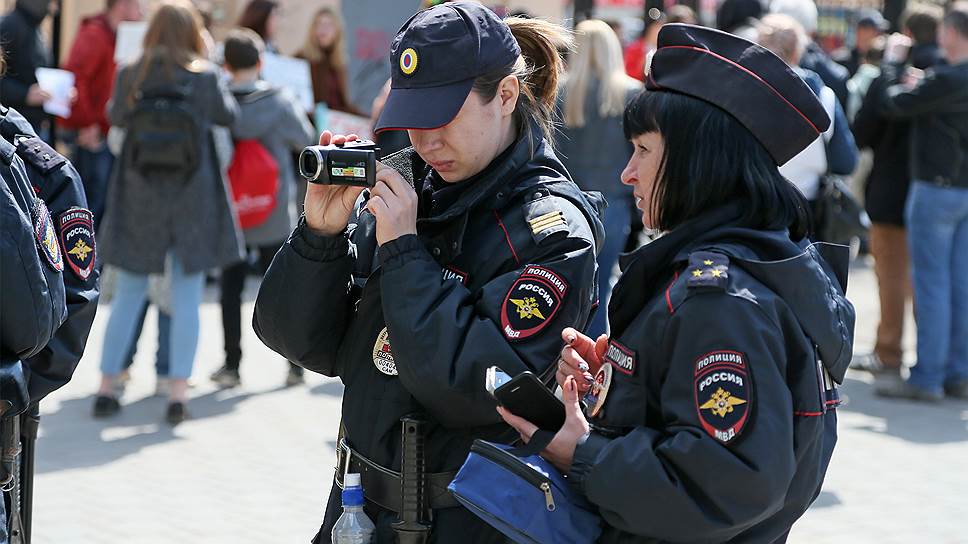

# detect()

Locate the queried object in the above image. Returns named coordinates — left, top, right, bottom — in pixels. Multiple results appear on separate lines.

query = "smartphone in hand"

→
left=486, top=367, right=565, bottom=432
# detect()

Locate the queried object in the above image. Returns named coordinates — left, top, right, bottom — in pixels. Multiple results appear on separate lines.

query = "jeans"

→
left=587, top=197, right=632, bottom=339
left=71, top=144, right=114, bottom=231
left=121, top=302, right=171, bottom=377
left=100, top=254, right=204, bottom=380
left=905, top=181, right=968, bottom=392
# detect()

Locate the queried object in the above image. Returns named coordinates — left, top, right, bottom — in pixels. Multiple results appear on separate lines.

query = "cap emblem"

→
left=400, top=48, right=419, bottom=76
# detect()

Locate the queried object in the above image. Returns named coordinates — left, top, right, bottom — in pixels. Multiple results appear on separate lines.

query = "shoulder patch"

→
left=59, top=207, right=96, bottom=281
left=694, top=350, right=753, bottom=444
left=33, top=198, right=64, bottom=272
left=604, top=339, right=636, bottom=375
left=14, top=135, right=67, bottom=175
left=686, top=251, right=729, bottom=290
left=501, top=265, right=569, bottom=341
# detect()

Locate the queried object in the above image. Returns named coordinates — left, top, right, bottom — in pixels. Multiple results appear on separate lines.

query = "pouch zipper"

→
left=471, top=441, right=556, bottom=511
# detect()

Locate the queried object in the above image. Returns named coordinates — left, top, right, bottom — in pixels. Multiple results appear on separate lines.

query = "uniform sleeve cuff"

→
left=378, top=234, right=428, bottom=272
left=568, top=432, right=611, bottom=491
left=289, top=216, right=352, bottom=262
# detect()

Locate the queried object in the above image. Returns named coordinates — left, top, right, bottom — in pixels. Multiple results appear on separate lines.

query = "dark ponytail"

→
left=473, top=17, right=572, bottom=149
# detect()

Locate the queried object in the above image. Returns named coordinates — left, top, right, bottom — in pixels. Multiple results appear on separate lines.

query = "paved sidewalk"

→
left=31, top=259, right=968, bottom=543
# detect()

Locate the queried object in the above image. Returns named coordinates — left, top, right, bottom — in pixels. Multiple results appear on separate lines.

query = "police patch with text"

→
left=694, top=350, right=753, bottom=444
left=58, top=207, right=95, bottom=281
left=604, top=339, right=636, bottom=375
left=33, top=198, right=63, bottom=272
left=500, top=265, right=568, bottom=341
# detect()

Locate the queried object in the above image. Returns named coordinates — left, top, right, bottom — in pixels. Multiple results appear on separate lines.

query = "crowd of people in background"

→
left=1, top=0, right=966, bottom=423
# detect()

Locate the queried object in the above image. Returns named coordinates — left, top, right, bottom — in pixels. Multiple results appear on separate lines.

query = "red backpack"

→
left=227, top=139, right=279, bottom=228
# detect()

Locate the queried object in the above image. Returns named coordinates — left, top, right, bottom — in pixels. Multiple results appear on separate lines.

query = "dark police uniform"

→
left=0, top=106, right=100, bottom=405
left=1, top=104, right=99, bottom=544
left=557, top=24, right=856, bottom=543
left=254, top=124, right=603, bottom=542
left=568, top=204, right=854, bottom=543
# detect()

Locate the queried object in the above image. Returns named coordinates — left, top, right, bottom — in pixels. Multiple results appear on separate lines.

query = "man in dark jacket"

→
left=0, top=0, right=59, bottom=139
left=875, top=2, right=968, bottom=401
left=850, top=5, right=943, bottom=379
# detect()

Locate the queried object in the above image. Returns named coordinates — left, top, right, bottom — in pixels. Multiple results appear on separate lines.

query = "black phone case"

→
left=494, top=371, right=565, bottom=432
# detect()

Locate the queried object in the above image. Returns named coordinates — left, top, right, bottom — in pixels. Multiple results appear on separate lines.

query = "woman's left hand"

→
left=367, top=163, right=418, bottom=246
left=498, top=375, right=590, bottom=473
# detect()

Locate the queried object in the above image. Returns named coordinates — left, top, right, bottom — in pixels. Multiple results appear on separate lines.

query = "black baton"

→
left=392, top=416, right=431, bottom=544
left=18, top=405, right=39, bottom=544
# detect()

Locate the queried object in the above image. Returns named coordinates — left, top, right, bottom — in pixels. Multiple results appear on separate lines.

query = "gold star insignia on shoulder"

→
left=692, top=269, right=703, bottom=278
left=528, top=210, right=566, bottom=235
left=711, top=269, right=723, bottom=278
left=700, top=387, right=747, bottom=418
left=703, top=259, right=713, bottom=266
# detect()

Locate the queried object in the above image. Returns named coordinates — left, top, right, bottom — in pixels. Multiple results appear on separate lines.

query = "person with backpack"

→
left=210, top=28, right=316, bottom=389
left=92, top=0, right=243, bottom=425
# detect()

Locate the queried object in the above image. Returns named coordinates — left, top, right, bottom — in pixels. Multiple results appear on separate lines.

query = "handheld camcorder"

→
left=298, top=139, right=380, bottom=188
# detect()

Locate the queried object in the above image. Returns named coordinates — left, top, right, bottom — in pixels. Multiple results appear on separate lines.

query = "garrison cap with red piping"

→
left=646, top=23, right=831, bottom=165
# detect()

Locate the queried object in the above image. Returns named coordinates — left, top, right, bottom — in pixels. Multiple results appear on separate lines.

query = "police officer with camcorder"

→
left=254, top=3, right=602, bottom=542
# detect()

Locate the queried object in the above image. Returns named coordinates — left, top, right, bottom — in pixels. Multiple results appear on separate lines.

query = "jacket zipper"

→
left=471, top=441, right=556, bottom=511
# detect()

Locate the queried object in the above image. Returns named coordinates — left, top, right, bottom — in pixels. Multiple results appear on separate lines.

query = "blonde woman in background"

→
left=295, top=7, right=362, bottom=115
left=93, top=0, right=242, bottom=424
left=556, top=19, right=642, bottom=338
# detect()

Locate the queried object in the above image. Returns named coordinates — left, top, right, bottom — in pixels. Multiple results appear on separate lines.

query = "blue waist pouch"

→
left=448, top=430, right=602, bottom=544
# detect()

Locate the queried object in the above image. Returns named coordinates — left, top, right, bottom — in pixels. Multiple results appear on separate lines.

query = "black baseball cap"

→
left=646, top=24, right=831, bottom=165
left=374, top=1, right=521, bottom=134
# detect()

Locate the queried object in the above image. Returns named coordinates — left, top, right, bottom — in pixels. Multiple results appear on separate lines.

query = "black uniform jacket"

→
left=1, top=117, right=66, bottom=415
left=568, top=203, right=855, bottom=543
left=255, top=126, right=604, bottom=539
left=0, top=106, right=100, bottom=411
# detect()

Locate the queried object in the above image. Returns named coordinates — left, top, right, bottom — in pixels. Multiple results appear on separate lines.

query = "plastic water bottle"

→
left=332, top=473, right=375, bottom=544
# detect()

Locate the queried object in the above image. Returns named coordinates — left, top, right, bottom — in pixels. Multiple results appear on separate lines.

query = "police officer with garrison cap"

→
left=500, top=25, right=855, bottom=542
left=254, top=2, right=602, bottom=542
left=1, top=100, right=100, bottom=543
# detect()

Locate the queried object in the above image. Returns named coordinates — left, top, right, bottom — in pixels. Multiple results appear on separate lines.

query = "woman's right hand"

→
left=303, top=130, right=367, bottom=236
left=556, top=328, right=609, bottom=393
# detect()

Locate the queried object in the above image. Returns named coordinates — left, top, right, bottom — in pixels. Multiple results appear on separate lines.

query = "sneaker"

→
left=943, top=381, right=968, bottom=400
left=92, top=395, right=121, bottom=418
left=875, top=379, right=943, bottom=402
left=285, top=367, right=305, bottom=387
left=165, top=402, right=188, bottom=425
left=210, top=366, right=241, bottom=388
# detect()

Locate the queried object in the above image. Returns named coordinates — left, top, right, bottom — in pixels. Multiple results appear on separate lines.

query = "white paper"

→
left=260, top=53, right=314, bottom=112
left=35, top=68, right=75, bottom=118
left=114, top=21, right=148, bottom=63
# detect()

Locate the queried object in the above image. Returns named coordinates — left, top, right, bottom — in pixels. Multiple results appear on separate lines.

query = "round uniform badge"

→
left=372, top=327, right=398, bottom=376
left=400, top=48, right=418, bottom=76
left=585, top=363, right=613, bottom=418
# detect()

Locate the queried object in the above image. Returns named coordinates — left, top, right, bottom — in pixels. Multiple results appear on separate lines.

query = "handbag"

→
left=814, top=174, right=870, bottom=243
left=448, top=430, right=602, bottom=544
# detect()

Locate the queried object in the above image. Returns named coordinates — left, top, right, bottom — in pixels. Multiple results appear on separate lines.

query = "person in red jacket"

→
left=59, top=0, right=143, bottom=229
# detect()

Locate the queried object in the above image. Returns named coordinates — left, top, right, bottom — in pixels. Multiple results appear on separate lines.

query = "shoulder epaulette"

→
left=686, top=251, right=729, bottom=290
left=14, top=135, right=67, bottom=175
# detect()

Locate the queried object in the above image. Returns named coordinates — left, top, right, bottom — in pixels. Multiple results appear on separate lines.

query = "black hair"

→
left=623, top=90, right=810, bottom=238
left=224, top=28, right=264, bottom=70
left=902, top=3, right=943, bottom=45
left=945, top=1, right=968, bottom=39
